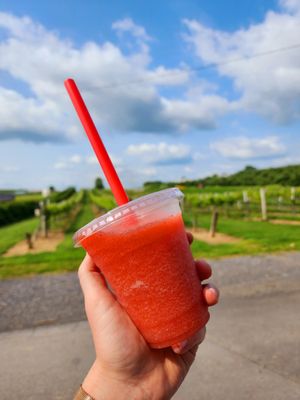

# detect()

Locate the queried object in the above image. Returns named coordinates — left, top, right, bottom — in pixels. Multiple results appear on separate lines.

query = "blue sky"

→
left=0, top=0, right=300, bottom=189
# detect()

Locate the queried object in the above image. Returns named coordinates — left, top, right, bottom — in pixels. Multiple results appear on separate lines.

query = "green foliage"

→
left=143, top=181, right=171, bottom=193
left=199, top=165, right=300, bottom=186
left=15, top=193, right=43, bottom=202
left=89, top=189, right=116, bottom=211
left=2, top=183, right=300, bottom=279
left=0, top=200, right=38, bottom=227
left=49, top=187, right=76, bottom=203
left=144, top=164, right=300, bottom=188
left=0, top=200, right=96, bottom=278
left=95, top=177, right=104, bottom=190
left=183, top=185, right=300, bottom=212
left=66, top=196, right=96, bottom=234
left=46, top=190, right=84, bottom=216
left=185, top=191, right=242, bottom=208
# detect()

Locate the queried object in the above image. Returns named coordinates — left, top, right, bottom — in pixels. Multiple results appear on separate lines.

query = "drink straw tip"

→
left=64, top=78, right=75, bottom=86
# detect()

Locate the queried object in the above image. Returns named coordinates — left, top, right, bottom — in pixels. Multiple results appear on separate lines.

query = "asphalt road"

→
left=0, top=272, right=85, bottom=332
left=0, top=252, right=299, bottom=399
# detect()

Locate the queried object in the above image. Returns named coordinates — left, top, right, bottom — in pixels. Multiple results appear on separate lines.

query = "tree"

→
left=95, top=177, right=104, bottom=190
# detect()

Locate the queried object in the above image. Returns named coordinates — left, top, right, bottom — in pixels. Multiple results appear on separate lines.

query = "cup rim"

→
left=73, top=187, right=183, bottom=246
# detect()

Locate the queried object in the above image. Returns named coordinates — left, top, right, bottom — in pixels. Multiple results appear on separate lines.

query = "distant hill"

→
left=197, top=165, right=300, bottom=186
left=144, top=164, right=300, bottom=189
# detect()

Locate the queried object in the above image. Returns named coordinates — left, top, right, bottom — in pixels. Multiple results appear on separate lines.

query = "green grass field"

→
left=15, top=193, right=43, bottom=202
left=0, top=198, right=95, bottom=279
left=0, top=218, right=39, bottom=255
left=0, top=187, right=299, bottom=279
left=185, top=213, right=300, bottom=258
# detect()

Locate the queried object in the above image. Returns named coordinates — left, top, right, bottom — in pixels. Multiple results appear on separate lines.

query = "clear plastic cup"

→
left=74, top=188, right=209, bottom=348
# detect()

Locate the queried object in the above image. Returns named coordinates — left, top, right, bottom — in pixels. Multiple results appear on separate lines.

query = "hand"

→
left=78, top=232, right=219, bottom=400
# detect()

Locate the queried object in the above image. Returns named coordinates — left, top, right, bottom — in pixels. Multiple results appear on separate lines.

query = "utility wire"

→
left=96, top=43, right=300, bottom=90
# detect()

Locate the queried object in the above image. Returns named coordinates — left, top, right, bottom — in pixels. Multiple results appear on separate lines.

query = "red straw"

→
left=64, top=78, right=129, bottom=206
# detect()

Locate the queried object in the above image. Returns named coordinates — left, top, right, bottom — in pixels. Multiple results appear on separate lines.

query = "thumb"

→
left=78, top=254, right=116, bottom=310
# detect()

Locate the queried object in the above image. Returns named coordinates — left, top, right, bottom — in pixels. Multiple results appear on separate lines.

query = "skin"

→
left=78, top=232, right=219, bottom=400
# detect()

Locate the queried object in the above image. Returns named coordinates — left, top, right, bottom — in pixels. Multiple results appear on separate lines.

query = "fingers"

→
left=78, top=254, right=115, bottom=308
left=194, top=259, right=219, bottom=305
left=195, top=259, right=212, bottom=280
left=186, top=231, right=193, bottom=245
left=172, top=327, right=206, bottom=354
left=202, top=283, right=219, bottom=306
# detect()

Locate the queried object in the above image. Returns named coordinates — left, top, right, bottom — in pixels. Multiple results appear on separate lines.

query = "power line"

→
left=95, top=43, right=300, bottom=90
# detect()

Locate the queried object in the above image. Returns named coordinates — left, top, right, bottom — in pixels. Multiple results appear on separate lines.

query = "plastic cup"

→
left=74, top=188, right=209, bottom=348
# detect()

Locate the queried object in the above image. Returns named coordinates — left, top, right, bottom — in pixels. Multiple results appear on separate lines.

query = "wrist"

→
left=82, top=361, right=151, bottom=400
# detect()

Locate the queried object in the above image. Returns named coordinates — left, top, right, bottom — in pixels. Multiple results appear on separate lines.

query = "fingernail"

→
left=204, top=284, right=219, bottom=303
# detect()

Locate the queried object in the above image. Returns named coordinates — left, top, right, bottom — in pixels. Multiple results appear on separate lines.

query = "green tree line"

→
left=144, top=165, right=300, bottom=188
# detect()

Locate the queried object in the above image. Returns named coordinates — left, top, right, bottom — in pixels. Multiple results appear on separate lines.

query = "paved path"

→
left=0, top=252, right=299, bottom=399
left=0, top=273, right=85, bottom=332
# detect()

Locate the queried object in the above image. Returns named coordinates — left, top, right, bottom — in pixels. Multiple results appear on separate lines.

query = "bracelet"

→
left=74, top=385, right=95, bottom=400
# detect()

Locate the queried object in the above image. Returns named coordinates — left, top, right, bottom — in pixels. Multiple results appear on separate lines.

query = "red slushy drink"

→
left=74, top=188, right=209, bottom=348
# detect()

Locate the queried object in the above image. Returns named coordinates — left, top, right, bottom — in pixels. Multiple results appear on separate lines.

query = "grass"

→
left=1, top=188, right=300, bottom=278
left=191, top=240, right=260, bottom=259
left=0, top=198, right=96, bottom=279
left=200, top=215, right=300, bottom=250
left=0, top=218, right=39, bottom=255
left=267, top=213, right=300, bottom=221
left=15, top=193, right=42, bottom=202
left=185, top=212, right=300, bottom=258
left=65, top=196, right=95, bottom=233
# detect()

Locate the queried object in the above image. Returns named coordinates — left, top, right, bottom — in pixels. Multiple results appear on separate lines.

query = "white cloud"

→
left=280, top=0, right=300, bottom=13
left=86, top=154, right=123, bottom=168
left=184, top=166, right=194, bottom=173
left=162, top=95, right=230, bottom=131
left=193, top=152, right=208, bottom=161
left=112, top=165, right=158, bottom=188
left=86, top=155, right=98, bottom=165
left=0, top=165, right=20, bottom=172
left=184, top=2, right=300, bottom=123
left=139, top=167, right=157, bottom=176
left=54, top=162, right=68, bottom=170
left=210, top=136, right=286, bottom=159
left=0, top=12, right=229, bottom=143
left=145, top=66, right=190, bottom=86
left=112, top=18, right=152, bottom=42
left=265, top=154, right=300, bottom=166
left=69, top=154, right=82, bottom=163
left=127, top=142, right=193, bottom=165
left=54, top=154, right=82, bottom=169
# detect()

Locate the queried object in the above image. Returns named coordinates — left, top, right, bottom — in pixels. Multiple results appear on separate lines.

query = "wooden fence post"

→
left=210, top=209, right=219, bottom=237
left=39, top=200, right=48, bottom=238
left=25, top=233, right=33, bottom=249
left=260, top=188, right=267, bottom=221
left=278, top=196, right=283, bottom=212
left=243, top=190, right=250, bottom=216
left=242, top=190, right=249, bottom=203
left=291, top=187, right=296, bottom=201
left=291, top=187, right=296, bottom=214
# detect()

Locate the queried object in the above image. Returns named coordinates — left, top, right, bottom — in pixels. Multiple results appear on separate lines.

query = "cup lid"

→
left=73, top=187, right=183, bottom=246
